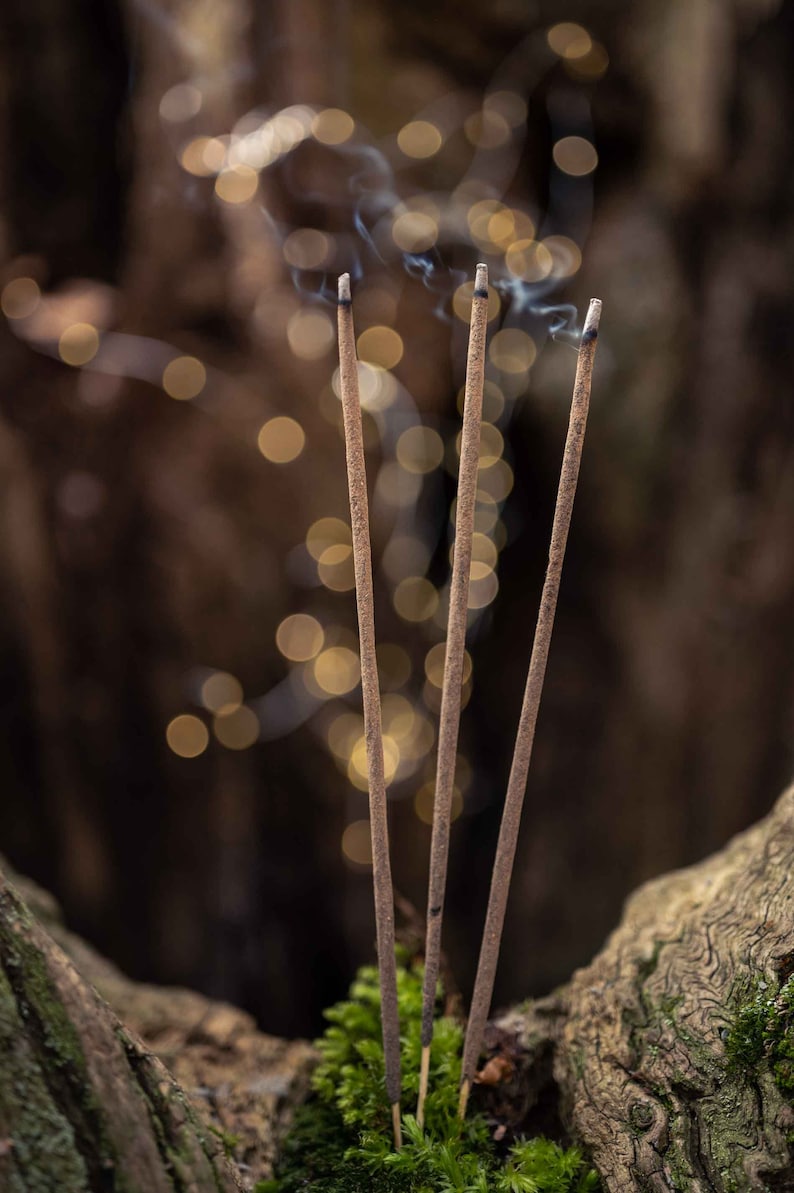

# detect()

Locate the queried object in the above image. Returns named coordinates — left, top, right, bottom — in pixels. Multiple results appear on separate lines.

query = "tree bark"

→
left=500, top=782, right=794, bottom=1191
left=0, top=862, right=314, bottom=1190
left=3, top=787, right=793, bottom=1190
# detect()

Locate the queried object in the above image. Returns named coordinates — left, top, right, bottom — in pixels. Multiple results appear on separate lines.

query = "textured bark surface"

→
left=501, top=784, right=794, bottom=1191
left=0, top=868, right=242, bottom=1191
left=0, top=863, right=315, bottom=1190
left=3, top=788, right=793, bottom=1190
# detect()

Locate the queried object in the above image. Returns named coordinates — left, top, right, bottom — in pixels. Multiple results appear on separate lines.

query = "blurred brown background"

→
left=0, top=0, right=792, bottom=1038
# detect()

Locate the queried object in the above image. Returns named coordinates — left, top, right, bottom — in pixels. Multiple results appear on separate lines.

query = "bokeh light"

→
left=424, top=643, right=473, bottom=688
left=505, top=239, right=553, bottom=282
left=200, top=672, right=243, bottom=715
left=276, top=613, right=324, bottom=662
left=464, top=110, right=511, bottom=149
left=468, top=568, right=499, bottom=610
left=213, top=705, right=260, bottom=749
left=257, top=416, right=306, bottom=463
left=565, top=43, right=609, bottom=81
left=162, top=355, right=206, bottom=400
left=391, top=210, right=439, bottom=253
left=306, top=518, right=351, bottom=560
left=1, top=277, right=41, bottom=319
left=415, top=781, right=463, bottom=826
left=393, top=577, right=439, bottom=623
left=542, top=235, right=582, bottom=278
left=215, top=164, right=259, bottom=205
left=477, top=459, right=515, bottom=502
left=59, top=323, right=99, bottom=366
left=489, top=329, right=537, bottom=374
left=553, top=136, right=598, bottom=176
left=180, top=136, right=227, bottom=176
left=467, top=200, right=535, bottom=251
left=166, top=714, right=209, bottom=758
left=283, top=228, right=333, bottom=270
left=547, top=22, right=593, bottom=59
left=159, top=82, right=202, bottom=122
left=396, top=426, right=444, bottom=474
left=357, top=326, right=404, bottom=370
left=313, top=647, right=360, bottom=696
left=317, top=544, right=355, bottom=592
left=287, top=308, right=334, bottom=360
left=341, top=820, right=372, bottom=867
left=397, top=120, right=443, bottom=159
left=311, top=108, right=355, bottom=145
left=327, top=712, right=364, bottom=761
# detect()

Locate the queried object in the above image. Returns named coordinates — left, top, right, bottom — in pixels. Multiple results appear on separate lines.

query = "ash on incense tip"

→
left=474, top=262, right=488, bottom=298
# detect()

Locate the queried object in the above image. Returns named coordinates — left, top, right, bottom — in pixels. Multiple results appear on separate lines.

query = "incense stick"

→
left=458, top=298, right=602, bottom=1118
left=337, top=272, right=402, bottom=1147
left=417, top=264, right=489, bottom=1128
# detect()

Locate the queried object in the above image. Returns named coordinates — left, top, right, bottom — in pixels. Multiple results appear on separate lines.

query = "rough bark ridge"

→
left=503, top=784, right=794, bottom=1191
left=0, top=862, right=315, bottom=1190
left=2, top=788, right=793, bottom=1190
left=0, top=869, right=254, bottom=1193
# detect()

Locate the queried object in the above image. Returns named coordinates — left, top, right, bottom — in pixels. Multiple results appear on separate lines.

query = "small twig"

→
left=337, top=272, right=402, bottom=1147
left=459, top=298, right=602, bottom=1118
left=417, top=264, right=489, bottom=1128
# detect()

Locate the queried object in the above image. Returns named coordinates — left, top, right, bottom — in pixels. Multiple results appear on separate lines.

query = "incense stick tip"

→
left=338, top=273, right=352, bottom=305
left=582, top=298, right=602, bottom=341
left=474, top=262, right=488, bottom=298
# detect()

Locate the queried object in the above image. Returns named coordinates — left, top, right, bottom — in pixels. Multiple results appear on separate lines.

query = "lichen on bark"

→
left=504, top=785, right=794, bottom=1191
left=0, top=870, right=244, bottom=1192
left=3, top=788, right=794, bottom=1190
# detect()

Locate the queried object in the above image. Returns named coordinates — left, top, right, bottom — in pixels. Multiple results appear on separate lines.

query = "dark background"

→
left=0, top=0, right=792, bottom=1038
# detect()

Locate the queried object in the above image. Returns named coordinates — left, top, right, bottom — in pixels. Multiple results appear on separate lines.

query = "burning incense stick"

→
left=337, top=272, right=402, bottom=1148
left=417, top=264, right=489, bottom=1128
left=459, top=298, right=602, bottom=1118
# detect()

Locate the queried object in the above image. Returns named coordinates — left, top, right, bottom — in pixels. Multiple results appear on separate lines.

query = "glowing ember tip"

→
left=338, top=273, right=352, bottom=303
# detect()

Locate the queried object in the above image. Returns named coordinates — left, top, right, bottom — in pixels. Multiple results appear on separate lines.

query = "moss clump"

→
left=272, top=960, right=600, bottom=1192
left=724, top=973, right=794, bottom=1100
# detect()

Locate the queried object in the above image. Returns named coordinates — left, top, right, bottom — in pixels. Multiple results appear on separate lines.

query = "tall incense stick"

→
left=459, top=298, right=602, bottom=1118
left=337, top=272, right=402, bottom=1148
left=417, top=264, right=489, bottom=1128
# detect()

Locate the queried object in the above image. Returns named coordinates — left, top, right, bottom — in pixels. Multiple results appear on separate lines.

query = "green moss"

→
left=209, top=1126, right=241, bottom=1160
left=724, top=973, right=794, bottom=1101
left=273, top=960, right=601, bottom=1192
left=0, top=883, right=118, bottom=1189
left=120, top=1035, right=233, bottom=1193
left=0, top=961, right=89, bottom=1192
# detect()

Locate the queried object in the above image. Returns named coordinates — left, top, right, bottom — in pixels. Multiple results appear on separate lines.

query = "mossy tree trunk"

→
left=502, top=784, right=794, bottom=1191
left=0, top=869, right=246, bottom=1192
left=1, top=788, right=793, bottom=1190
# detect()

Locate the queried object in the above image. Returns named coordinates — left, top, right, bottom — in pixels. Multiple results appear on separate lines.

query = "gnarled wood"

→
left=502, top=785, right=794, bottom=1190
left=4, top=788, right=794, bottom=1190
left=0, top=867, right=248, bottom=1192
left=0, top=861, right=316, bottom=1189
